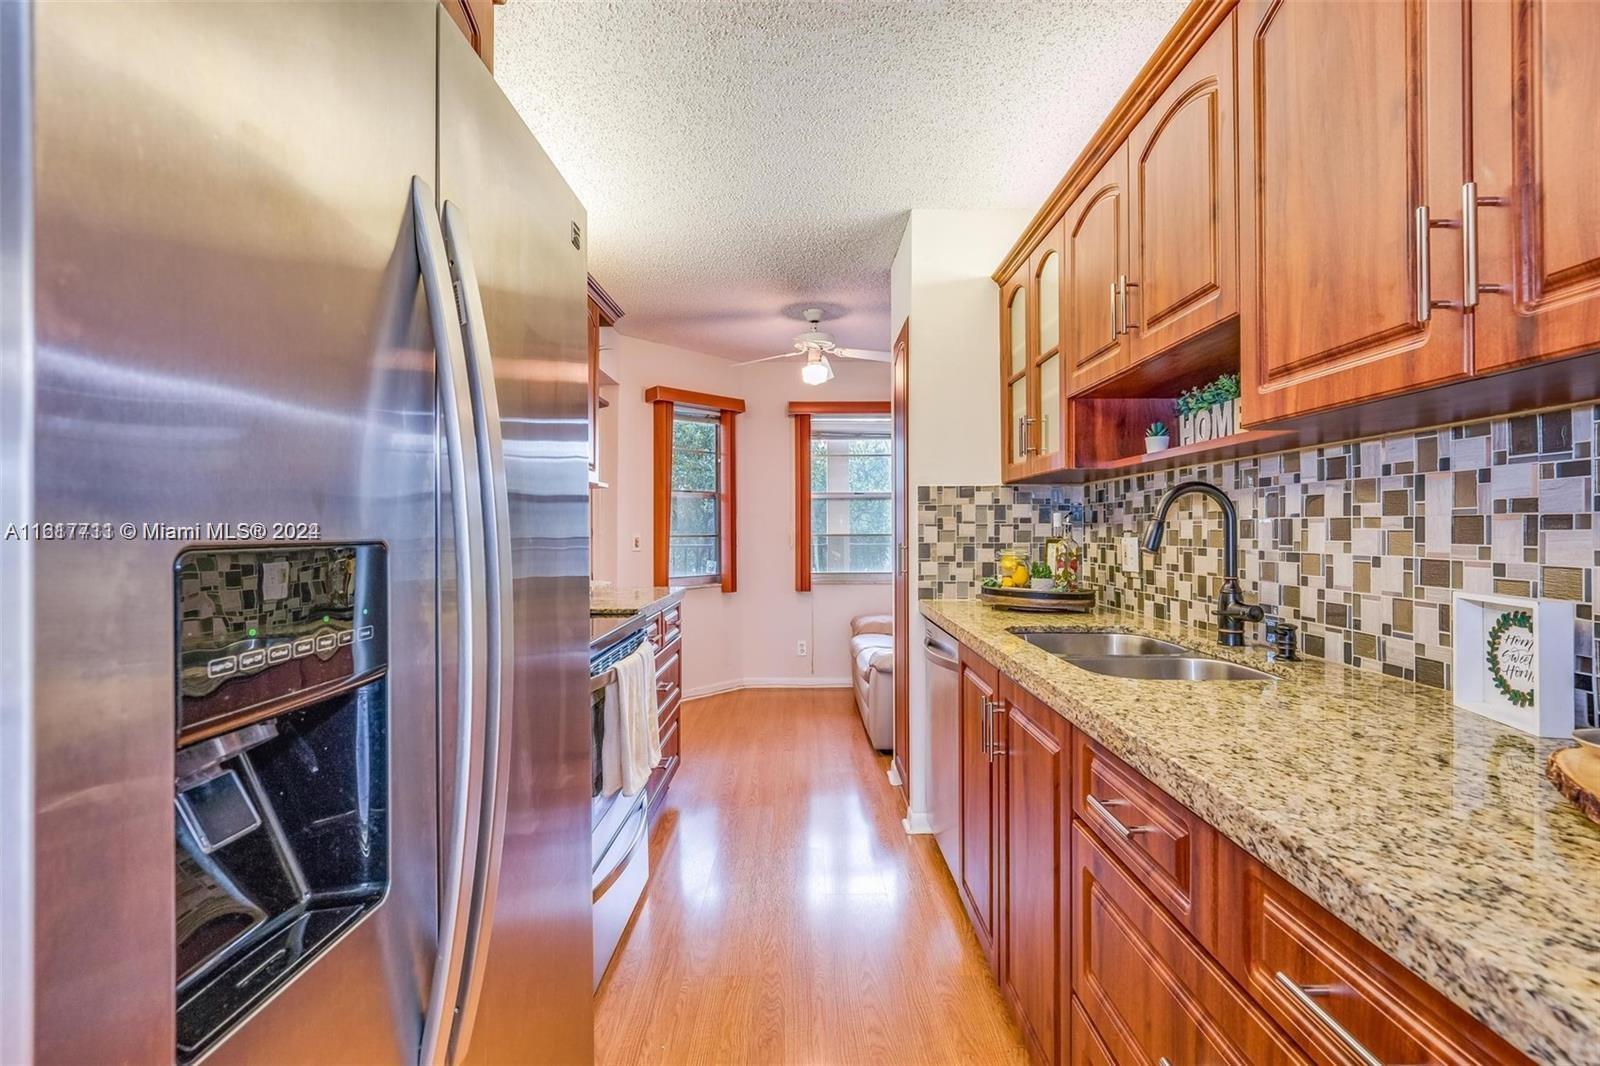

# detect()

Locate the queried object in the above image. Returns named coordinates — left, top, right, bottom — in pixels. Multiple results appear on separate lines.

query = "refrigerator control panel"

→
left=174, top=543, right=388, bottom=742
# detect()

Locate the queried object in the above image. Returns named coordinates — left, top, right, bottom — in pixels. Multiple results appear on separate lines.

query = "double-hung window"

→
left=790, top=402, right=892, bottom=588
left=667, top=409, right=721, bottom=580
left=648, top=387, right=743, bottom=591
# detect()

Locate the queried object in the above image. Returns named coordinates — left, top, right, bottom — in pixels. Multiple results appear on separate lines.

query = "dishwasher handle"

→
left=924, top=634, right=959, bottom=671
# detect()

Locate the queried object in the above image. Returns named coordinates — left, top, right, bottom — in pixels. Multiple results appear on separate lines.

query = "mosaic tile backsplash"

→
left=916, top=485, right=1083, bottom=600
left=918, top=403, right=1599, bottom=727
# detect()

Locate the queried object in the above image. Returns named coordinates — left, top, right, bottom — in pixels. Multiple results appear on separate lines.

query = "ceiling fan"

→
left=734, top=308, right=889, bottom=385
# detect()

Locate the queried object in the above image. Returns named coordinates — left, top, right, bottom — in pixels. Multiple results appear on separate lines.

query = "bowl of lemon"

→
left=978, top=555, right=1095, bottom=612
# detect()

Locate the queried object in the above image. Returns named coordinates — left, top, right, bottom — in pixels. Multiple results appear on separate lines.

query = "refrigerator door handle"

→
left=413, top=176, right=492, bottom=1066
left=437, top=201, right=517, bottom=1066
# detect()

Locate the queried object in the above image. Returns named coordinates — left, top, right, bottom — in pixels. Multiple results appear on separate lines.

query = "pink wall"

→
left=594, top=332, right=891, bottom=697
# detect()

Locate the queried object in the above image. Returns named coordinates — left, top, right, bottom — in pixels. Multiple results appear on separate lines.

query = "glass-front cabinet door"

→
left=1031, top=223, right=1066, bottom=470
left=1000, top=262, right=1032, bottom=481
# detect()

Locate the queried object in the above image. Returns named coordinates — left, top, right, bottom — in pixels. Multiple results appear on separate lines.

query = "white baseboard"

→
left=902, top=810, right=934, bottom=835
left=886, top=763, right=903, bottom=788
left=683, top=677, right=852, bottom=701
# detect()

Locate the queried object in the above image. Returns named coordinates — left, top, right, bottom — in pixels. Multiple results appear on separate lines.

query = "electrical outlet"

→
left=796, top=640, right=808, bottom=657
left=631, top=535, right=641, bottom=551
left=1120, top=533, right=1142, bottom=571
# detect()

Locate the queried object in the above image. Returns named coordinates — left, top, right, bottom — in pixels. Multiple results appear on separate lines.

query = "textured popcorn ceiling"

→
left=495, top=1, right=1186, bottom=359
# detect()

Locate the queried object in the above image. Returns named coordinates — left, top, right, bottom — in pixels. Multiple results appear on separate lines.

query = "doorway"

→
left=891, top=319, right=910, bottom=801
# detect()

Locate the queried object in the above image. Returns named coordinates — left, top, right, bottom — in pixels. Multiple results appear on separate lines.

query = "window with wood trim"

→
left=790, top=401, right=891, bottom=590
left=667, top=409, right=721, bottom=579
left=648, top=387, right=743, bottom=592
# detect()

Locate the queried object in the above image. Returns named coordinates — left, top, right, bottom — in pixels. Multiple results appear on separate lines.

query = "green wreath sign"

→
left=1486, top=610, right=1536, bottom=708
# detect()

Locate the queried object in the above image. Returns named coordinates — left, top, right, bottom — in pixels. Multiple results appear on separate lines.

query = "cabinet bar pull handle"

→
left=1109, top=280, right=1120, bottom=339
left=1462, top=182, right=1513, bottom=301
left=988, top=700, right=1006, bottom=758
left=1273, top=971, right=1383, bottom=1066
left=1118, top=274, right=1134, bottom=332
left=1462, top=181, right=1479, bottom=309
left=981, top=697, right=992, bottom=760
left=1086, top=793, right=1155, bottom=838
left=1414, top=205, right=1431, bottom=323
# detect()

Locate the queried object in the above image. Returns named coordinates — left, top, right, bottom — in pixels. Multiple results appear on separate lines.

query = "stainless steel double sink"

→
left=1014, top=629, right=1274, bottom=682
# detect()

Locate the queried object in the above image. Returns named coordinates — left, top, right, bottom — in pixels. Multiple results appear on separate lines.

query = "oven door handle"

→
left=413, top=177, right=491, bottom=1066
left=593, top=797, right=650, bottom=902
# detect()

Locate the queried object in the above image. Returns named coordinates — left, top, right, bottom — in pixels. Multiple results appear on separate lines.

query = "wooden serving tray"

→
left=1546, top=746, right=1600, bottom=827
left=978, top=585, right=1096, bottom=613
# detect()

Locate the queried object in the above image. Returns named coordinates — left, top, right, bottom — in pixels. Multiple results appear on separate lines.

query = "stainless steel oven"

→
left=588, top=625, right=652, bottom=988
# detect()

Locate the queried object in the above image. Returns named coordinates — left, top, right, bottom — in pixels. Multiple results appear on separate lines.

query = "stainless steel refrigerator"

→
left=0, top=3, right=594, bottom=1063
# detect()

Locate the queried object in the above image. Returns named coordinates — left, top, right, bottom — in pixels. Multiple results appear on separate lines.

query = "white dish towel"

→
left=609, top=638, right=661, bottom=796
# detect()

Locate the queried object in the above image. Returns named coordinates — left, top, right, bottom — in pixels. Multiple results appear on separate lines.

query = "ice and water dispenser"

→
left=173, top=544, right=389, bottom=1061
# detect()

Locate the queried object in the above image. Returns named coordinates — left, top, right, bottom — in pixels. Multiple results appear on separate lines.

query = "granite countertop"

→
left=590, top=585, right=681, bottom=617
left=922, top=599, right=1600, bottom=1066
left=589, top=585, right=682, bottom=648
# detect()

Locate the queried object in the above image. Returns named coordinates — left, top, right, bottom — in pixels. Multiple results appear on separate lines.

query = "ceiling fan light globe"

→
left=800, top=357, right=833, bottom=385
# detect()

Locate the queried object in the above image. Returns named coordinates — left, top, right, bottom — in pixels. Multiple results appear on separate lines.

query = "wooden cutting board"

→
left=1546, top=746, right=1600, bottom=827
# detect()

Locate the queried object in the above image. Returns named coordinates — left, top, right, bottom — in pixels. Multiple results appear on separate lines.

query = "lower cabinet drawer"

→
left=655, top=646, right=682, bottom=712
left=1070, top=997, right=1116, bottom=1066
left=1073, top=821, right=1309, bottom=1066
left=1074, top=731, right=1215, bottom=945
left=646, top=715, right=680, bottom=807
left=1218, top=844, right=1527, bottom=1066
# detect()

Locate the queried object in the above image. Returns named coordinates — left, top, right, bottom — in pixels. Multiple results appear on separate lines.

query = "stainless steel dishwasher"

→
left=924, top=624, right=962, bottom=877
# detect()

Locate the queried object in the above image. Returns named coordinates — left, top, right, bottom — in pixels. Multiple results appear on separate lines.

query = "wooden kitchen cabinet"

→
left=1238, top=0, right=1470, bottom=424
left=957, top=647, right=1002, bottom=965
left=999, top=262, right=1033, bottom=482
left=998, top=681, right=1072, bottom=1066
left=644, top=602, right=682, bottom=822
left=1468, top=0, right=1600, bottom=373
left=1073, top=731, right=1219, bottom=949
left=1072, top=822, right=1310, bottom=1066
left=1065, top=146, right=1133, bottom=394
left=1127, top=12, right=1239, bottom=364
left=1030, top=226, right=1068, bottom=472
left=945, top=632, right=1532, bottom=1066
left=1069, top=998, right=1116, bottom=1066
left=1215, top=839, right=1528, bottom=1066
left=587, top=277, right=623, bottom=485
left=993, top=0, right=1600, bottom=472
left=1000, top=223, right=1069, bottom=480
left=587, top=298, right=602, bottom=481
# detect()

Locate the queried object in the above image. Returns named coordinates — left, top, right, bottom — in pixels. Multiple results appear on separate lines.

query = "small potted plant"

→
left=1145, top=421, right=1169, bottom=453
left=1177, top=372, right=1242, bottom=446
left=1029, top=560, right=1054, bottom=590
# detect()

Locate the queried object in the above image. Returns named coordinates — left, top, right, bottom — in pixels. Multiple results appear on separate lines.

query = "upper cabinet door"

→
left=1128, top=13, right=1239, bottom=363
left=1031, top=223, right=1068, bottom=472
left=1066, top=145, right=1132, bottom=393
left=587, top=298, right=601, bottom=480
left=1470, top=0, right=1600, bottom=373
left=1000, top=265, right=1033, bottom=482
left=1239, top=0, right=1468, bottom=425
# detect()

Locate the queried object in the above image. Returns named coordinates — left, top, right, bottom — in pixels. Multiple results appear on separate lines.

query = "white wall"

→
left=599, top=331, right=891, bottom=698
left=891, top=208, right=1033, bottom=823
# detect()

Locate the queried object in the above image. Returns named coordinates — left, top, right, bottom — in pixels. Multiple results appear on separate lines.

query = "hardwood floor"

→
left=595, top=687, right=1029, bottom=1065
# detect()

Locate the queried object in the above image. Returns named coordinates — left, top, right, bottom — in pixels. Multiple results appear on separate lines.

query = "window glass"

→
left=669, top=411, right=720, bottom=579
left=809, top=417, right=892, bottom=576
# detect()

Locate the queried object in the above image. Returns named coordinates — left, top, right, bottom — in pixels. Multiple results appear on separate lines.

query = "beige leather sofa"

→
left=849, top=614, right=894, bottom=751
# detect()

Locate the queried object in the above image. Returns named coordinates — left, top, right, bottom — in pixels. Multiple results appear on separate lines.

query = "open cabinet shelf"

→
left=1083, top=428, right=1296, bottom=473
left=1062, top=390, right=1298, bottom=481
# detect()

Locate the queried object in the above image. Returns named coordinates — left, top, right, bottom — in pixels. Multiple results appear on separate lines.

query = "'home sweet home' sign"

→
left=1451, top=591, right=1576, bottom=737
